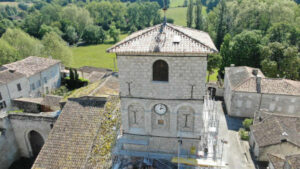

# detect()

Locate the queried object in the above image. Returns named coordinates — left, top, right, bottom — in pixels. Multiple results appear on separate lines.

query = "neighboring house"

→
left=249, top=111, right=300, bottom=162
left=3, top=56, right=61, bottom=97
left=268, top=153, right=300, bottom=169
left=0, top=69, right=30, bottom=113
left=224, top=66, right=300, bottom=117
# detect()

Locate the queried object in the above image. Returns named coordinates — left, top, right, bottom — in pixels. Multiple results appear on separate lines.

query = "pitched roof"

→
left=3, top=56, right=60, bottom=77
left=107, top=23, right=217, bottom=54
left=0, top=68, right=25, bottom=85
left=267, top=154, right=285, bottom=169
left=250, top=114, right=300, bottom=147
left=225, top=66, right=265, bottom=89
left=235, top=78, right=300, bottom=95
left=32, top=97, right=106, bottom=169
left=285, top=154, right=300, bottom=169
left=226, top=66, right=300, bottom=96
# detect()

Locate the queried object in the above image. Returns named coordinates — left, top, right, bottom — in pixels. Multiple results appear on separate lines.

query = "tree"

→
left=231, top=30, right=262, bottom=68
left=38, top=24, right=62, bottom=38
left=207, top=53, right=221, bottom=82
left=194, top=0, right=203, bottom=30
left=109, top=25, right=120, bottom=43
left=267, top=23, right=299, bottom=47
left=0, top=39, right=19, bottom=65
left=187, top=0, right=194, bottom=28
left=63, top=26, right=78, bottom=45
left=0, top=19, right=13, bottom=37
left=82, top=25, right=106, bottom=44
left=219, top=34, right=232, bottom=77
left=61, top=5, right=93, bottom=38
left=260, top=42, right=300, bottom=80
left=42, top=32, right=72, bottom=64
left=215, top=0, right=228, bottom=50
left=2, top=28, right=43, bottom=58
left=23, top=11, right=42, bottom=37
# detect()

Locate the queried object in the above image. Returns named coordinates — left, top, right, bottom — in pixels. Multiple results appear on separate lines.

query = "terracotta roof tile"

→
left=107, top=23, right=217, bottom=54
left=32, top=97, right=106, bottom=169
left=251, top=115, right=300, bottom=147
left=0, top=68, right=25, bottom=84
left=3, top=56, right=60, bottom=77
left=267, top=154, right=285, bottom=169
left=234, top=78, right=300, bottom=95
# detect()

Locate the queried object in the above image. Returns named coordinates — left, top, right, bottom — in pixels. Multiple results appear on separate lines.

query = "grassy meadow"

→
left=70, top=0, right=216, bottom=81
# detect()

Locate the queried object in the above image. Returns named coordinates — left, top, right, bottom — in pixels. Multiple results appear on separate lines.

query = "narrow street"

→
left=216, top=101, right=255, bottom=169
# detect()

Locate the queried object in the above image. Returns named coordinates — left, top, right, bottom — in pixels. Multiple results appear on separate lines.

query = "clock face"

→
left=154, top=104, right=167, bottom=115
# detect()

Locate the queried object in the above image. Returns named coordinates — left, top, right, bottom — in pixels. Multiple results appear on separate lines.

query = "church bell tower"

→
left=107, top=22, right=217, bottom=158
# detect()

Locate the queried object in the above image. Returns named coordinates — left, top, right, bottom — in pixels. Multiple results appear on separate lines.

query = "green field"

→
left=170, top=0, right=186, bottom=7
left=69, top=34, right=127, bottom=70
left=165, top=7, right=187, bottom=26
left=164, top=6, right=207, bottom=27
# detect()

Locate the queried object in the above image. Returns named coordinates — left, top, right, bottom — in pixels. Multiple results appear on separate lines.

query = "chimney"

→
left=256, top=75, right=262, bottom=93
left=252, top=69, right=258, bottom=76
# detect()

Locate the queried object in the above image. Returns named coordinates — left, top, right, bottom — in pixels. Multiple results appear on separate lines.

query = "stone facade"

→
left=227, top=91, right=300, bottom=117
left=0, top=76, right=30, bottom=113
left=8, top=114, right=56, bottom=158
left=0, top=117, right=19, bottom=169
left=118, top=56, right=207, bottom=100
left=28, top=64, right=61, bottom=97
left=116, top=55, right=207, bottom=154
left=224, top=66, right=300, bottom=117
left=118, top=55, right=206, bottom=138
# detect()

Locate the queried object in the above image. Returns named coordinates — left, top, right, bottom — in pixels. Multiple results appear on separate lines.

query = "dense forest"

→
left=0, top=0, right=299, bottom=80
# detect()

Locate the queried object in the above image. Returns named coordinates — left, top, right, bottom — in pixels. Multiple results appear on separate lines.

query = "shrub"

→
left=243, top=118, right=253, bottom=131
left=239, top=128, right=249, bottom=141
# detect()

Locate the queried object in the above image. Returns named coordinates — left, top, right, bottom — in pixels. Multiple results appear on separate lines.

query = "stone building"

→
left=267, top=153, right=300, bottom=169
left=224, top=66, right=300, bottom=117
left=3, top=56, right=61, bottom=97
left=0, top=69, right=30, bottom=113
left=249, top=111, right=300, bottom=162
left=0, top=56, right=61, bottom=112
left=107, top=23, right=217, bottom=157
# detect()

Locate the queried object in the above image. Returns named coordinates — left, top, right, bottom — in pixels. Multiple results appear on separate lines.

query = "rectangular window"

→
left=44, top=77, right=47, bottom=83
left=0, top=92, right=2, bottom=100
left=17, top=83, right=21, bottom=91
left=31, top=83, right=35, bottom=90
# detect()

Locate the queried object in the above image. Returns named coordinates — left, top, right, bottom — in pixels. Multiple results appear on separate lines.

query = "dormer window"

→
left=153, top=60, right=168, bottom=82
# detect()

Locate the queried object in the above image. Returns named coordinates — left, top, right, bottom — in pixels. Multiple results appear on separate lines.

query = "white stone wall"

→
left=29, top=63, right=61, bottom=97
left=121, top=98, right=204, bottom=139
left=0, top=84, right=10, bottom=113
left=227, top=91, right=300, bottom=117
left=223, top=73, right=232, bottom=113
left=117, top=56, right=207, bottom=99
left=229, top=92, right=261, bottom=117
left=0, top=117, right=19, bottom=169
left=9, top=115, right=54, bottom=157
left=260, top=94, right=300, bottom=115
left=41, top=63, right=61, bottom=93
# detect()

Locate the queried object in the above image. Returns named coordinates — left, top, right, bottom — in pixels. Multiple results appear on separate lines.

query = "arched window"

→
left=153, top=60, right=168, bottom=82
